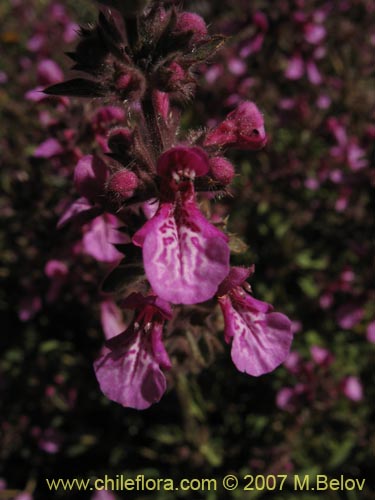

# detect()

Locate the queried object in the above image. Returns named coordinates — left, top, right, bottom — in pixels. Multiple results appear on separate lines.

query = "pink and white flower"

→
left=217, top=267, right=293, bottom=376
left=133, top=147, right=230, bottom=305
left=94, top=293, right=172, bottom=410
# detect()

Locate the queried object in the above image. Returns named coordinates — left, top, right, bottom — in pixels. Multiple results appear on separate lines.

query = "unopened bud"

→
left=209, top=157, right=235, bottom=185
left=168, top=62, right=186, bottom=86
left=115, top=73, right=132, bottom=89
left=152, top=90, right=170, bottom=121
left=175, top=12, right=208, bottom=46
left=107, top=169, right=139, bottom=199
left=114, top=68, right=146, bottom=101
left=155, top=62, right=190, bottom=93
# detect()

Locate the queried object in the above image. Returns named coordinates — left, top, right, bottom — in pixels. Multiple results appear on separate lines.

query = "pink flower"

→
left=82, top=214, right=129, bottom=263
left=57, top=197, right=102, bottom=228
left=74, top=155, right=109, bottom=201
left=276, top=387, right=298, bottom=412
left=310, top=345, right=334, bottom=366
left=156, top=146, right=209, bottom=178
left=304, top=23, right=326, bottom=45
left=94, top=293, right=172, bottom=409
left=336, top=303, right=364, bottom=329
left=218, top=267, right=293, bottom=376
left=37, top=59, right=64, bottom=85
left=347, top=142, right=368, bottom=171
left=341, top=376, right=363, bottom=402
left=204, top=101, right=267, bottom=150
left=285, top=53, right=304, bottom=80
left=306, top=60, right=322, bottom=85
left=133, top=147, right=230, bottom=305
left=33, top=138, right=64, bottom=158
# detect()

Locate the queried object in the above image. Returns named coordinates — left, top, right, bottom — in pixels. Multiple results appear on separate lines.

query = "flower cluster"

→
left=44, top=0, right=293, bottom=409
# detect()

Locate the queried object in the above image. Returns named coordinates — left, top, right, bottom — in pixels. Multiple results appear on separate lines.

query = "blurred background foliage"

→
left=0, top=0, right=374, bottom=498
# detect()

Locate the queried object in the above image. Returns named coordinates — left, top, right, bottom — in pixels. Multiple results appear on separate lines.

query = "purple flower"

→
left=82, top=214, right=129, bottom=263
left=133, top=147, right=230, bottom=305
left=33, top=138, right=64, bottom=158
left=306, top=60, right=323, bottom=85
left=304, top=23, right=326, bottom=45
left=341, top=376, right=363, bottom=402
left=336, top=303, right=364, bottom=330
left=74, top=155, right=109, bottom=201
left=217, top=267, right=293, bottom=376
left=94, top=293, right=172, bottom=409
left=284, top=53, right=304, bottom=80
left=276, top=387, right=298, bottom=412
left=310, top=345, right=334, bottom=367
left=37, top=59, right=64, bottom=85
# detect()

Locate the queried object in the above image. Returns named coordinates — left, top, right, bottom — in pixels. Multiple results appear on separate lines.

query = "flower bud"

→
left=114, top=68, right=146, bottom=101
left=209, top=157, right=235, bottom=185
left=174, top=12, right=208, bottom=46
left=152, top=90, right=170, bottom=121
left=204, top=101, right=267, bottom=150
left=154, top=61, right=191, bottom=94
left=107, top=169, right=139, bottom=199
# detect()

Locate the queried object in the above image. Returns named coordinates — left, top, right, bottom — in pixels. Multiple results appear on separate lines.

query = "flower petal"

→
left=151, top=322, right=172, bottom=369
left=133, top=194, right=230, bottom=304
left=74, top=155, right=108, bottom=200
left=157, top=146, right=209, bottom=178
left=100, top=300, right=126, bottom=340
left=219, top=296, right=293, bottom=376
left=82, top=214, right=124, bottom=263
left=33, top=138, right=64, bottom=158
left=94, top=329, right=166, bottom=410
left=57, top=197, right=101, bottom=228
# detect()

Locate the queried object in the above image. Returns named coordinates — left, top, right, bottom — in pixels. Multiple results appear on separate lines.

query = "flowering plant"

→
left=44, top=0, right=293, bottom=409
